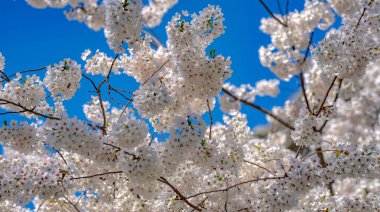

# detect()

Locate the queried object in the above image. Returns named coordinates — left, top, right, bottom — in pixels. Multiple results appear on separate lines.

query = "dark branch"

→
left=71, top=171, right=123, bottom=180
left=206, top=99, right=213, bottom=140
left=0, top=98, right=60, bottom=120
left=315, top=76, right=337, bottom=116
left=222, top=88, right=295, bottom=130
left=186, top=175, right=288, bottom=200
left=158, top=177, right=202, bottom=211
left=258, top=0, right=287, bottom=27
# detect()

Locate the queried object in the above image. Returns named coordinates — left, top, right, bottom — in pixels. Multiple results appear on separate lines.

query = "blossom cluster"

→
left=1, top=0, right=380, bottom=211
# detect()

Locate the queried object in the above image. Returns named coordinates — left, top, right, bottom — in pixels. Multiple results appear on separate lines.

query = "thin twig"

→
left=62, top=196, right=80, bottom=212
left=36, top=199, right=47, bottom=212
left=185, top=175, right=288, bottom=200
left=5, top=66, right=46, bottom=80
left=285, top=0, right=289, bottom=26
left=71, top=171, right=123, bottom=180
left=158, top=177, right=202, bottom=211
left=96, top=54, right=119, bottom=134
left=0, top=70, right=10, bottom=82
left=277, top=0, right=284, bottom=19
left=191, top=197, right=208, bottom=212
left=141, top=59, right=169, bottom=86
left=258, top=0, right=287, bottom=27
left=206, top=99, right=213, bottom=140
left=355, top=6, right=368, bottom=30
left=243, top=160, right=272, bottom=174
left=315, top=76, right=337, bottom=116
left=0, top=98, right=60, bottom=120
left=55, top=149, right=68, bottom=166
left=222, top=88, right=295, bottom=130
left=299, top=32, right=314, bottom=114
left=295, top=146, right=303, bottom=159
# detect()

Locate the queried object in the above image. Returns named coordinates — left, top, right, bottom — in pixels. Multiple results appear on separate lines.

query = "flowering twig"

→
left=71, top=171, right=123, bottom=180
left=315, top=76, right=337, bottom=116
left=222, top=88, right=295, bottom=130
left=141, top=59, right=169, bottom=86
left=62, top=196, right=81, bottom=212
left=243, top=160, right=272, bottom=174
left=0, top=98, right=60, bottom=120
left=158, top=177, right=202, bottom=211
left=299, top=32, right=314, bottom=114
left=185, top=175, right=288, bottom=200
left=1, top=66, right=47, bottom=83
left=120, top=59, right=169, bottom=117
left=206, top=99, right=213, bottom=140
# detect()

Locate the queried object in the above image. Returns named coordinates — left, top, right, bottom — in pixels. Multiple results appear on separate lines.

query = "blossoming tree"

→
left=0, top=0, right=380, bottom=211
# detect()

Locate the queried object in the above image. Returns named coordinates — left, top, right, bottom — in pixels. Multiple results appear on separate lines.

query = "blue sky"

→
left=0, top=0, right=339, bottom=149
left=0, top=0, right=341, bottom=209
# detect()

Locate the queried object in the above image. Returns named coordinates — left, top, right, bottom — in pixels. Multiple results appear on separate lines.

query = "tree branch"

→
left=258, top=0, right=287, bottom=27
left=315, top=76, right=337, bottom=116
left=206, top=99, right=213, bottom=140
left=71, top=171, right=123, bottom=180
left=158, top=177, right=202, bottom=211
left=222, top=88, right=295, bottom=130
left=0, top=98, right=60, bottom=120
left=185, top=175, right=288, bottom=200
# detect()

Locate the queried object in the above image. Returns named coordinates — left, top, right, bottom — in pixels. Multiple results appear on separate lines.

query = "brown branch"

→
left=285, top=0, right=289, bottom=26
left=120, top=60, right=169, bottom=117
left=74, top=192, right=86, bottom=207
left=258, top=0, right=287, bottom=27
left=313, top=78, right=343, bottom=133
left=277, top=0, right=284, bottom=19
left=333, top=78, right=343, bottom=103
left=222, top=88, right=295, bottom=130
left=55, top=149, right=68, bottom=166
left=206, top=99, right=213, bottom=140
left=0, top=98, right=60, bottom=120
left=103, top=142, right=121, bottom=150
left=315, top=147, right=334, bottom=195
left=35, top=199, right=46, bottom=212
left=141, top=59, right=169, bottom=86
left=315, top=76, right=337, bottom=116
left=3, top=66, right=47, bottom=82
left=62, top=196, right=80, bottom=212
left=97, top=54, right=119, bottom=134
left=120, top=96, right=134, bottom=117
left=0, top=70, right=10, bottom=82
left=243, top=160, right=272, bottom=174
left=186, top=175, right=288, bottom=200
left=355, top=6, right=368, bottom=30
left=191, top=197, right=208, bottom=212
left=295, top=146, right=303, bottom=159
left=71, top=171, right=123, bottom=180
left=299, top=32, right=314, bottom=114
left=158, top=177, right=202, bottom=211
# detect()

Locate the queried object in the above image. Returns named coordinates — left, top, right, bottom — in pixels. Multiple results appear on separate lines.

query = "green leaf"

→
left=255, top=145, right=261, bottom=151
left=209, top=49, right=216, bottom=58
left=3, top=120, right=7, bottom=126
left=367, top=152, right=373, bottom=156
left=178, top=20, right=185, bottom=32
left=214, top=175, right=223, bottom=181
left=201, top=138, right=206, bottom=147
left=20, top=78, right=27, bottom=85
left=207, top=18, right=213, bottom=28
